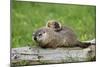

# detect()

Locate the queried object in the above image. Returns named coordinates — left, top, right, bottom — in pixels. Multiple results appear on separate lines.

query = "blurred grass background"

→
left=11, top=1, right=96, bottom=48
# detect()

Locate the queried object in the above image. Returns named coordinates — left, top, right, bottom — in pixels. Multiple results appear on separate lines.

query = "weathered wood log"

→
left=11, top=39, right=96, bottom=66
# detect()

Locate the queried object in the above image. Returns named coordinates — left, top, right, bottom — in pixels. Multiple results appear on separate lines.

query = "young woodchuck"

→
left=33, top=27, right=91, bottom=48
left=46, top=20, right=61, bottom=32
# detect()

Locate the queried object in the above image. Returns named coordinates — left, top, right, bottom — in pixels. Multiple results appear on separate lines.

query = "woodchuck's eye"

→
left=38, top=33, right=42, bottom=37
left=43, top=31, right=45, bottom=33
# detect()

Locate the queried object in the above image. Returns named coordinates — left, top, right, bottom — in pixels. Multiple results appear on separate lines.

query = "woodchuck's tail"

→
left=75, top=40, right=95, bottom=48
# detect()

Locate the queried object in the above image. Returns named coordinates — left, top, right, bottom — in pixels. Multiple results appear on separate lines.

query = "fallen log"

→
left=11, top=39, right=96, bottom=66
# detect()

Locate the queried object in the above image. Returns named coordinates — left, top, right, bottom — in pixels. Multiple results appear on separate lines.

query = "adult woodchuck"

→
left=33, top=27, right=91, bottom=48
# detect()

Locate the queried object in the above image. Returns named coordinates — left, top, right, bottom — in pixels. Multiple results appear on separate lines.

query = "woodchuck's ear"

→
left=46, top=21, right=51, bottom=27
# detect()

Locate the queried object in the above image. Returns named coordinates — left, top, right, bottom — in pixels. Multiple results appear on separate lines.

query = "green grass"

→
left=11, top=1, right=96, bottom=48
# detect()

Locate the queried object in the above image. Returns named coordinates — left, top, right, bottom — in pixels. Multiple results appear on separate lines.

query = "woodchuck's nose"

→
left=34, top=36, right=37, bottom=41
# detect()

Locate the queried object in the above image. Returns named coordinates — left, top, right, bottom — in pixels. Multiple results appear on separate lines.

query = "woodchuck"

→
left=33, top=27, right=91, bottom=48
left=46, top=20, right=62, bottom=32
